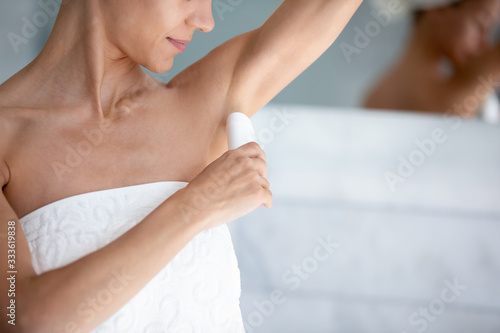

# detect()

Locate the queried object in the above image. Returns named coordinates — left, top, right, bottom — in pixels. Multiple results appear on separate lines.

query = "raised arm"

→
left=225, top=0, right=362, bottom=117
left=170, top=0, right=362, bottom=121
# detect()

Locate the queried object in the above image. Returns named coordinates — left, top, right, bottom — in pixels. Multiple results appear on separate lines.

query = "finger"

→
left=239, top=142, right=266, bottom=161
left=261, top=188, right=273, bottom=209
left=251, top=157, right=268, bottom=179
left=260, top=176, right=270, bottom=190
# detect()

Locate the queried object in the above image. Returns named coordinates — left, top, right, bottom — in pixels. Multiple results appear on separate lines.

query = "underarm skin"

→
left=193, top=0, right=364, bottom=119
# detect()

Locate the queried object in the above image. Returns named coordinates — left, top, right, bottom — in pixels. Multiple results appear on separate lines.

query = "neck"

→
left=397, top=22, right=446, bottom=81
left=3, top=0, right=159, bottom=120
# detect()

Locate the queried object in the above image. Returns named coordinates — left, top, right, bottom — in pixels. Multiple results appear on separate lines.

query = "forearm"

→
left=260, top=0, right=363, bottom=49
left=18, top=189, right=205, bottom=333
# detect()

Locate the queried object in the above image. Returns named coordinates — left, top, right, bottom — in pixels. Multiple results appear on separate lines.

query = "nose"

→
left=186, top=1, right=215, bottom=33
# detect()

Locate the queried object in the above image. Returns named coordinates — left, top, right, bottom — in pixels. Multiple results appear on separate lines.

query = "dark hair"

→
left=413, top=9, right=425, bottom=23
left=412, top=0, right=463, bottom=24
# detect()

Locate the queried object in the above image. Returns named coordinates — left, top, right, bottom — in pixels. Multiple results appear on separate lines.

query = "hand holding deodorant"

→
left=226, top=112, right=257, bottom=150
left=226, top=113, right=269, bottom=208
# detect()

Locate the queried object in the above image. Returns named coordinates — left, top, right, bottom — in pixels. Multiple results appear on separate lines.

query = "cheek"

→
left=112, top=5, right=185, bottom=71
left=124, top=10, right=180, bottom=45
left=132, top=36, right=178, bottom=73
left=148, top=53, right=176, bottom=73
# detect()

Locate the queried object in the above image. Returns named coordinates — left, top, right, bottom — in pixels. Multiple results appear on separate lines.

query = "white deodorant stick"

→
left=226, top=112, right=257, bottom=150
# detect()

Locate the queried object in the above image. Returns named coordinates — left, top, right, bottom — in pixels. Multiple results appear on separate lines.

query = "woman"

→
left=0, top=0, right=361, bottom=332
left=364, top=0, right=500, bottom=118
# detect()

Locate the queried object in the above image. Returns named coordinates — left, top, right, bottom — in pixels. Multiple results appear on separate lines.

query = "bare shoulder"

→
left=167, top=30, right=252, bottom=91
left=364, top=71, right=401, bottom=110
left=365, top=66, right=443, bottom=112
left=155, top=79, right=230, bottom=162
left=165, top=31, right=256, bottom=117
left=162, top=34, right=258, bottom=156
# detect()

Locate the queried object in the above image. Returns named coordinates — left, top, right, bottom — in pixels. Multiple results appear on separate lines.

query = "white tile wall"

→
left=229, top=104, right=500, bottom=333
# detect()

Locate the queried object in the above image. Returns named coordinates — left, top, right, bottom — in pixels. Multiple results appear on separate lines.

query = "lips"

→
left=167, top=37, right=189, bottom=52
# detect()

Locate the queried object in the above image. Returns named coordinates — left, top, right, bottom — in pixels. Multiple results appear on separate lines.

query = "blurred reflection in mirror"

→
left=364, top=0, right=500, bottom=123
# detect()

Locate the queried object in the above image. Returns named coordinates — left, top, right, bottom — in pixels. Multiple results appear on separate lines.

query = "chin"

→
left=138, top=51, right=174, bottom=73
left=145, top=59, right=175, bottom=74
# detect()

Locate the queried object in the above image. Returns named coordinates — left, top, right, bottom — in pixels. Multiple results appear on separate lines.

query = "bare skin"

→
left=0, top=0, right=362, bottom=331
left=364, top=0, right=500, bottom=116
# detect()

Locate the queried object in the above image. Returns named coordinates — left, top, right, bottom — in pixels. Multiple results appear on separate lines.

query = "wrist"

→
left=164, top=187, right=211, bottom=234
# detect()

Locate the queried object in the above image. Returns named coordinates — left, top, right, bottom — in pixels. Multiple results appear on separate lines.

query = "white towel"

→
left=19, top=181, right=245, bottom=332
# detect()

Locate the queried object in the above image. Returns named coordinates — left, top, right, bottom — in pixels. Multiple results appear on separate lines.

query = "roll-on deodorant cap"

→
left=226, top=112, right=257, bottom=150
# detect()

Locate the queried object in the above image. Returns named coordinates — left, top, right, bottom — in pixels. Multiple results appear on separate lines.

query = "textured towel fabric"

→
left=19, top=181, right=245, bottom=333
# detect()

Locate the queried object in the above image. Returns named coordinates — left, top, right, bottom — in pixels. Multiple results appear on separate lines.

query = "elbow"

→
left=1, top=293, right=29, bottom=333
left=4, top=301, right=41, bottom=333
left=1, top=311, right=34, bottom=333
left=15, top=295, right=87, bottom=333
left=16, top=299, right=60, bottom=333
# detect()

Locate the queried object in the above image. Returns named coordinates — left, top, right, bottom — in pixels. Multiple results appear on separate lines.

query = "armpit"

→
left=0, top=158, right=10, bottom=188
